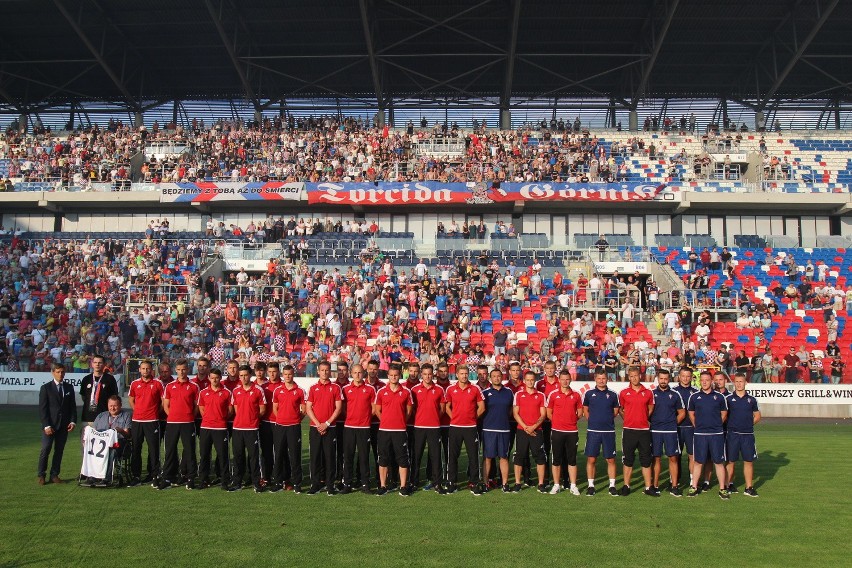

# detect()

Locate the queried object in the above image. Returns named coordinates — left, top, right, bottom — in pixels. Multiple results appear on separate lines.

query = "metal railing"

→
left=415, top=138, right=466, bottom=157
left=658, top=289, right=741, bottom=314
left=219, top=284, right=287, bottom=305
left=545, top=287, right=645, bottom=313
left=127, top=283, right=190, bottom=305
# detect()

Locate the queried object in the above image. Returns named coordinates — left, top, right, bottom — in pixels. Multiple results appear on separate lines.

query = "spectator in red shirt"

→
left=618, top=367, right=655, bottom=496
left=373, top=364, right=413, bottom=496
left=305, top=361, right=342, bottom=495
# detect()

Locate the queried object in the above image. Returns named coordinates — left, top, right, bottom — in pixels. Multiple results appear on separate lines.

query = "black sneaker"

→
left=435, top=485, right=447, bottom=495
left=156, top=480, right=171, bottom=491
left=186, top=480, right=196, bottom=490
left=444, top=484, right=457, bottom=494
left=511, top=483, right=522, bottom=493
left=306, top=486, right=321, bottom=495
left=743, top=486, right=759, bottom=497
left=702, top=480, right=711, bottom=491
left=727, top=483, right=739, bottom=494
left=537, top=484, right=547, bottom=494
left=268, top=484, right=282, bottom=493
left=339, top=485, right=352, bottom=495
left=376, top=486, right=388, bottom=496
left=524, top=478, right=534, bottom=488
left=586, top=486, right=596, bottom=497
left=502, top=484, right=511, bottom=493
left=471, top=485, right=484, bottom=496
left=669, top=486, right=683, bottom=497
left=141, top=475, right=154, bottom=484
left=226, top=484, right=241, bottom=492
left=127, top=478, right=141, bottom=487
left=643, top=487, right=659, bottom=497
left=686, top=486, right=699, bottom=497
left=608, top=487, right=618, bottom=497
left=399, top=486, right=411, bottom=497
left=254, top=484, right=264, bottom=493
left=293, top=485, right=303, bottom=494
left=718, top=489, right=730, bottom=500
left=360, top=486, right=371, bottom=495
left=327, top=488, right=338, bottom=496
left=651, top=485, right=661, bottom=496
left=619, top=485, right=630, bottom=497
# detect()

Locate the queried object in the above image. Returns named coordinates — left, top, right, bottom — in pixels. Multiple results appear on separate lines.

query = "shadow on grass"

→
left=753, top=451, right=790, bottom=490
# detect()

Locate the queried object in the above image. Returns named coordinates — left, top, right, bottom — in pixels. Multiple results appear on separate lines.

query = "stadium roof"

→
left=1, top=0, right=851, bottom=115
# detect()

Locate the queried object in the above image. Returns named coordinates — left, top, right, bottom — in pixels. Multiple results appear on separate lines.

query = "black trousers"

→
left=412, top=427, right=442, bottom=486
left=335, top=422, right=346, bottom=483
left=150, top=419, right=167, bottom=476
left=448, top=426, right=480, bottom=485
left=199, top=428, right=230, bottom=487
left=162, top=422, right=196, bottom=482
left=342, top=426, right=371, bottom=488
left=272, top=424, right=302, bottom=486
left=258, top=421, right=274, bottom=481
left=131, top=420, right=160, bottom=480
left=309, top=426, right=337, bottom=491
left=542, top=421, right=553, bottom=482
left=439, top=426, right=450, bottom=481
left=369, top=422, right=381, bottom=481
left=232, top=429, right=261, bottom=486
left=38, top=427, right=68, bottom=478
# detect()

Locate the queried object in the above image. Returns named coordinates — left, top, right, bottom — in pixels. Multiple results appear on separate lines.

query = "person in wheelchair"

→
left=84, top=396, right=132, bottom=485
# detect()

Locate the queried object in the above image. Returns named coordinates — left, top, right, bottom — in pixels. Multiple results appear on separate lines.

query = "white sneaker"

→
left=569, top=485, right=580, bottom=496
left=549, top=484, right=561, bottom=495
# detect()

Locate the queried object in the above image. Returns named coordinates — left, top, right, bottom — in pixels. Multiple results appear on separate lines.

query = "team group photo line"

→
left=39, top=354, right=761, bottom=500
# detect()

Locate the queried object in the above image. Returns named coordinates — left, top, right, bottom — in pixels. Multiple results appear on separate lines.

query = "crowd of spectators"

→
left=657, top=246, right=851, bottom=384
left=0, top=116, right=661, bottom=187
left=2, top=222, right=848, bottom=386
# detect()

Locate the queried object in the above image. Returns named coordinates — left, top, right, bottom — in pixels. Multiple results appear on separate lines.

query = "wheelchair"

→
left=78, top=428, right=133, bottom=489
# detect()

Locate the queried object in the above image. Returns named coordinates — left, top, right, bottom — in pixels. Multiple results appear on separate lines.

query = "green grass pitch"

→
left=1, top=406, right=849, bottom=567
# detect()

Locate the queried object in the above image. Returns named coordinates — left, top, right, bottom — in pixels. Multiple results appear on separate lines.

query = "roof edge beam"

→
left=758, top=0, right=840, bottom=109
left=52, top=0, right=137, bottom=109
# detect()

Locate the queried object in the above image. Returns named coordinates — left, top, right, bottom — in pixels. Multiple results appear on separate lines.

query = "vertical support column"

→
left=755, top=110, right=765, bottom=131
left=134, top=111, right=143, bottom=128
left=500, top=108, right=511, bottom=130
left=628, top=110, right=638, bottom=131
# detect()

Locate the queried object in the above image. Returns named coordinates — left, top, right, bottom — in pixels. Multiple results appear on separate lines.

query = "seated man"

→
left=92, top=396, right=132, bottom=460
left=94, top=396, right=132, bottom=434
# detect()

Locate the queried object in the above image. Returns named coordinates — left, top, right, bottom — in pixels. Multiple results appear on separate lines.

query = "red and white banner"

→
left=305, top=182, right=668, bottom=206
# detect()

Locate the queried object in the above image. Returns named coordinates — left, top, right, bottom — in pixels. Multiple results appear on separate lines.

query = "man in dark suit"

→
left=38, top=363, right=78, bottom=484
left=79, top=353, right=119, bottom=423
